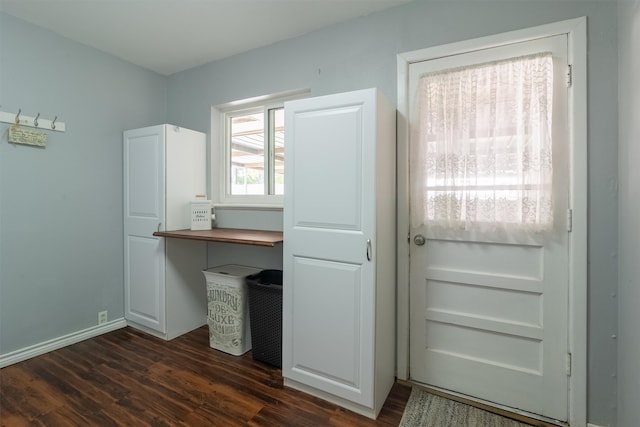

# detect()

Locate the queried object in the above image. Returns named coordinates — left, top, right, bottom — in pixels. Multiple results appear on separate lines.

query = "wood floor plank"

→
left=1, top=326, right=410, bottom=426
left=1, top=364, right=68, bottom=421
left=98, top=362, right=197, bottom=424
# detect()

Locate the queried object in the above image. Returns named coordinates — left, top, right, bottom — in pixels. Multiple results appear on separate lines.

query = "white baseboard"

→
left=587, top=423, right=608, bottom=427
left=0, top=318, right=127, bottom=368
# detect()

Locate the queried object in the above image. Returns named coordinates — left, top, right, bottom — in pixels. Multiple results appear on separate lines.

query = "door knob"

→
left=414, top=234, right=426, bottom=246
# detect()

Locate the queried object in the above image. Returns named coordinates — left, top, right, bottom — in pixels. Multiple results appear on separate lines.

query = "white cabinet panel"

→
left=283, top=88, right=396, bottom=419
left=124, top=125, right=207, bottom=340
left=126, top=134, right=162, bottom=219
left=290, top=257, right=364, bottom=393
left=126, top=235, right=164, bottom=330
left=291, top=105, right=363, bottom=230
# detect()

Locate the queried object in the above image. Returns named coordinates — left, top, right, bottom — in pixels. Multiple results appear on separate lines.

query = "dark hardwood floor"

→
left=0, top=326, right=411, bottom=426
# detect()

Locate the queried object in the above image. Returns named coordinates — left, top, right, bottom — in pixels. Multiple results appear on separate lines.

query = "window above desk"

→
left=211, top=89, right=309, bottom=208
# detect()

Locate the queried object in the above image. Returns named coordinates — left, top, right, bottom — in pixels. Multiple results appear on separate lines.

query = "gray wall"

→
left=617, top=1, right=640, bottom=426
left=0, top=14, right=167, bottom=353
left=0, top=1, right=622, bottom=426
left=167, top=2, right=619, bottom=426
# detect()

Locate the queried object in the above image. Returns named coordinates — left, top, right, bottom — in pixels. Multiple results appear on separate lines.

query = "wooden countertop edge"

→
left=152, top=228, right=283, bottom=247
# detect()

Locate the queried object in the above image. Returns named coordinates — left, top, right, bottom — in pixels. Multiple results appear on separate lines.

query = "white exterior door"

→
left=124, top=126, right=166, bottom=333
left=408, top=35, right=571, bottom=421
left=283, top=89, right=379, bottom=408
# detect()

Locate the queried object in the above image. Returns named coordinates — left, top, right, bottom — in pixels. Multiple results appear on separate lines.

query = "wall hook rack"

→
left=0, top=109, right=65, bottom=132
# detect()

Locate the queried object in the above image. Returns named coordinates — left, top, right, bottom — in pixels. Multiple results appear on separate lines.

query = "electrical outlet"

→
left=98, top=311, right=108, bottom=325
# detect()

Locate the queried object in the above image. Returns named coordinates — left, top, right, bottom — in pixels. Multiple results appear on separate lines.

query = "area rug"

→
left=399, top=388, right=534, bottom=427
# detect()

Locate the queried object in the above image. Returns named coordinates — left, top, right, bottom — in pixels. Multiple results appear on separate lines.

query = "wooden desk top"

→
left=152, top=228, right=283, bottom=247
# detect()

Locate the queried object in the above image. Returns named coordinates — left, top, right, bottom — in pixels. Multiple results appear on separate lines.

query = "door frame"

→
left=396, top=17, right=587, bottom=426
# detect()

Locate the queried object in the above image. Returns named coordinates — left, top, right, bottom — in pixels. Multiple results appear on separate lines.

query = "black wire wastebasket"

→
left=246, top=270, right=283, bottom=368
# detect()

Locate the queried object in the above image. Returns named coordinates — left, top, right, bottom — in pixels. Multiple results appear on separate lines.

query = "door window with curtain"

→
left=411, top=53, right=554, bottom=242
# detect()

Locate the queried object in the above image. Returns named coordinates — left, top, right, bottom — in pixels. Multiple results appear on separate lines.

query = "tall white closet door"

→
left=124, top=127, right=166, bottom=332
left=283, top=88, right=395, bottom=419
left=124, top=125, right=207, bottom=340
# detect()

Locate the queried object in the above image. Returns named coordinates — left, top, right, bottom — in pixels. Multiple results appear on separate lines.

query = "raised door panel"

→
left=126, top=235, right=165, bottom=331
left=290, top=104, right=363, bottom=232
left=288, top=257, right=370, bottom=400
left=124, top=127, right=165, bottom=229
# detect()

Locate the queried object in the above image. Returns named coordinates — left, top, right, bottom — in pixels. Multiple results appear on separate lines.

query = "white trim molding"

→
left=0, top=318, right=127, bottom=368
left=396, top=17, right=587, bottom=427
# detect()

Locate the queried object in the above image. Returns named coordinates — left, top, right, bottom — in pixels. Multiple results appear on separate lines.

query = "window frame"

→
left=211, top=89, right=309, bottom=208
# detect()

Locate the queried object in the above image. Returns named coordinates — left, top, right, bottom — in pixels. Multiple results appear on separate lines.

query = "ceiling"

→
left=0, top=0, right=411, bottom=76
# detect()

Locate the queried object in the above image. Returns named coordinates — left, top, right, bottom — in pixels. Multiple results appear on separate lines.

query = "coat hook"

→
left=51, top=116, right=57, bottom=130
left=34, top=113, right=40, bottom=127
left=15, top=109, right=21, bottom=124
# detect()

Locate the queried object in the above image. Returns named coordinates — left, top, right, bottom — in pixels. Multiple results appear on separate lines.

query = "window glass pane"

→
left=230, top=112, right=265, bottom=195
left=272, top=108, right=285, bottom=195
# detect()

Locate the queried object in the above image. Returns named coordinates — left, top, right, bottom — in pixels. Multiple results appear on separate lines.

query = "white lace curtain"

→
left=411, top=52, right=554, bottom=239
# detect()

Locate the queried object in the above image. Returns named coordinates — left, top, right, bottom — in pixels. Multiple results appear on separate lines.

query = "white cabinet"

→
left=123, top=124, right=207, bottom=340
left=282, top=88, right=396, bottom=419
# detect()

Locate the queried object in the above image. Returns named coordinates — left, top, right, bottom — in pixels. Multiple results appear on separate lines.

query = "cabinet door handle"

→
left=157, top=222, right=162, bottom=232
left=366, top=239, right=372, bottom=261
